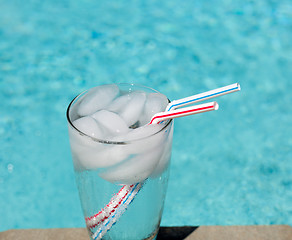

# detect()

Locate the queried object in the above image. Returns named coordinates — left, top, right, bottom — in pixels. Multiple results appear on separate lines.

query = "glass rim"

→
left=66, top=83, right=173, bottom=145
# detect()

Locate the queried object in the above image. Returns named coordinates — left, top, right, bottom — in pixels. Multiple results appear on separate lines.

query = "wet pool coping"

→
left=0, top=225, right=291, bottom=240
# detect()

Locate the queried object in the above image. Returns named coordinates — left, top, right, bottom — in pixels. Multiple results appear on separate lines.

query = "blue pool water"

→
left=1, top=0, right=292, bottom=231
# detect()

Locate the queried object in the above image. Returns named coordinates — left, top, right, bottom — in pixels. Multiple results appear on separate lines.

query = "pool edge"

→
left=0, top=225, right=291, bottom=240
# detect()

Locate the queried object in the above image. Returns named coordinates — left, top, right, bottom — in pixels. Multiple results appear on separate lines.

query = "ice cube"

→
left=107, top=94, right=129, bottom=113
left=91, top=110, right=129, bottom=137
left=69, top=122, right=129, bottom=170
left=119, top=91, right=146, bottom=127
left=77, top=84, right=119, bottom=116
left=140, top=92, right=169, bottom=125
left=68, top=123, right=105, bottom=170
left=99, top=145, right=164, bottom=184
left=114, top=124, right=162, bottom=141
left=71, top=144, right=130, bottom=169
left=112, top=124, right=168, bottom=155
left=151, top=125, right=173, bottom=177
left=72, top=116, right=104, bottom=139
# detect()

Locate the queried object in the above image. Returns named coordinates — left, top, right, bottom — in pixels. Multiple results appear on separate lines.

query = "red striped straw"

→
left=149, top=101, right=219, bottom=125
left=85, top=184, right=135, bottom=229
left=87, top=84, right=239, bottom=239
left=86, top=102, right=219, bottom=238
left=91, top=182, right=143, bottom=240
left=87, top=101, right=219, bottom=235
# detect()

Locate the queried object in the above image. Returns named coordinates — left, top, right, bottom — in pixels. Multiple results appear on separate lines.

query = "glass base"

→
left=144, top=227, right=159, bottom=240
left=88, top=226, right=160, bottom=240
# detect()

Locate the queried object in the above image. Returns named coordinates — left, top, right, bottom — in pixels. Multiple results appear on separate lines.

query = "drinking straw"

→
left=149, top=101, right=218, bottom=125
left=85, top=183, right=144, bottom=230
left=86, top=102, right=218, bottom=232
left=91, top=182, right=143, bottom=240
left=88, top=83, right=240, bottom=239
left=87, top=102, right=218, bottom=239
left=165, top=83, right=240, bottom=111
left=85, top=184, right=136, bottom=229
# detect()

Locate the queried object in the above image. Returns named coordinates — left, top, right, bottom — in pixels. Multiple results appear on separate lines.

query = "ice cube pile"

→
left=68, top=84, right=173, bottom=184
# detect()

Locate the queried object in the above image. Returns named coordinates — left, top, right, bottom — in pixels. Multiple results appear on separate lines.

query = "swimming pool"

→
left=0, top=0, right=291, bottom=231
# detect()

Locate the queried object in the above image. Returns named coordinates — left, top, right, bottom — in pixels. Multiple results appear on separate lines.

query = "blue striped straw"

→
left=89, top=83, right=241, bottom=240
left=166, top=83, right=240, bottom=111
left=92, top=182, right=143, bottom=240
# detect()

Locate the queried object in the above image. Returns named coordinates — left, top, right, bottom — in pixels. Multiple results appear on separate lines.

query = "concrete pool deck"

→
left=0, top=225, right=291, bottom=240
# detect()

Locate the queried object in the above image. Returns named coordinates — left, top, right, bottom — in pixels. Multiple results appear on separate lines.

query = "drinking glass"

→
left=67, top=84, right=174, bottom=240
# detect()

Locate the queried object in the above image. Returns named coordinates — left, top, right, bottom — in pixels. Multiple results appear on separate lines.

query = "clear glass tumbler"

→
left=67, top=84, right=173, bottom=240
